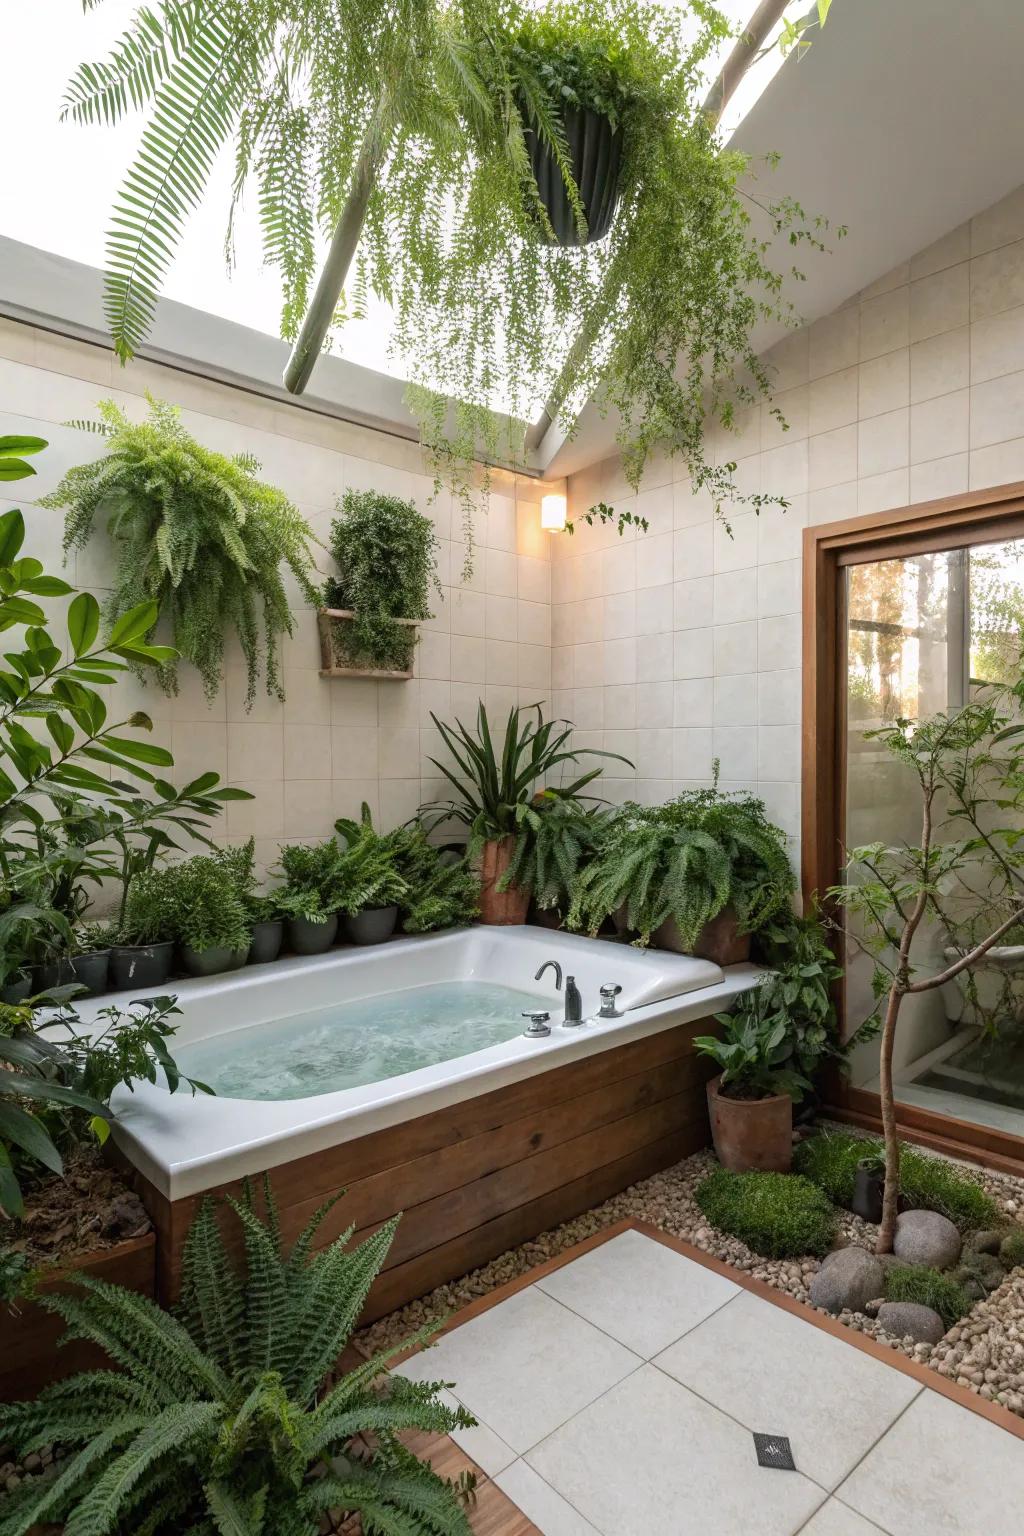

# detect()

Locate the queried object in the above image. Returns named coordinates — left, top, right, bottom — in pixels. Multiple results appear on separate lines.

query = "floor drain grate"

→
left=753, top=1432, right=795, bottom=1471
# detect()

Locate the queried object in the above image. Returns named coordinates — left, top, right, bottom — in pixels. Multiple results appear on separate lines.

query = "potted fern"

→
left=111, top=870, right=177, bottom=989
left=568, top=774, right=795, bottom=961
left=424, top=703, right=630, bottom=925
left=0, top=1188, right=476, bottom=1534
left=333, top=809, right=409, bottom=944
left=273, top=839, right=344, bottom=953
left=164, top=854, right=252, bottom=978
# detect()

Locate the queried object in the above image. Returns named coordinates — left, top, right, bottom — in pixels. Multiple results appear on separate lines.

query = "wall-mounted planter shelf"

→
left=317, top=608, right=419, bottom=680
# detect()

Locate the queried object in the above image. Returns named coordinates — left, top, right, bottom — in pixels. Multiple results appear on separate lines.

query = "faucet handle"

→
left=522, top=1009, right=552, bottom=1037
left=598, top=983, right=623, bottom=1018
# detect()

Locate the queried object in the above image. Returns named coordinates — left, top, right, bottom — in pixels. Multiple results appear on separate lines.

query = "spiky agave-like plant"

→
left=0, top=1187, right=476, bottom=1536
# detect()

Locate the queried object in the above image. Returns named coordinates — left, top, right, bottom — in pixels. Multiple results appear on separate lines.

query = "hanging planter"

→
left=523, top=104, right=622, bottom=246
left=317, top=609, right=420, bottom=681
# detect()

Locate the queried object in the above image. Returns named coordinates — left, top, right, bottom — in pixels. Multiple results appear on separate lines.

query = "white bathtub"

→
left=96, top=926, right=758, bottom=1199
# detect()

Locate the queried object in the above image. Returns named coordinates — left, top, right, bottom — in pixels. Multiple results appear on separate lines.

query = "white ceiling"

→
left=540, top=0, right=1024, bottom=475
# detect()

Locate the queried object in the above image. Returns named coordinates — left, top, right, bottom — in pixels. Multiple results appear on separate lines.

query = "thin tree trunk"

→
left=876, top=978, right=905, bottom=1252
left=875, top=787, right=934, bottom=1254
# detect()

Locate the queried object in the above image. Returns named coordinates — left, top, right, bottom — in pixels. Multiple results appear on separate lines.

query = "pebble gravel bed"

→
left=357, top=1136, right=1024, bottom=1420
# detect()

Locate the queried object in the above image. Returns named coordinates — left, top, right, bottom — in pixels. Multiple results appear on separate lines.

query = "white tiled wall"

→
left=0, top=321, right=551, bottom=874
left=554, top=182, right=1024, bottom=871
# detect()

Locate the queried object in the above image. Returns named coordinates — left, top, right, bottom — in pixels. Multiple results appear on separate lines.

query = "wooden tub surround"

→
left=131, top=1017, right=717, bottom=1314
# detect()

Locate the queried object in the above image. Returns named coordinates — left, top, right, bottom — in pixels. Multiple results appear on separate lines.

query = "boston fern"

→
left=69, top=1, right=839, bottom=553
left=42, top=397, right=319, bottom=707
left=336, top=804, right=480, bottom=931
left=568, top=775, right=795, bottom=947
left=0, top=1187, right=475, bottom=1536
left=325, top=490, right=441, bottom=672
left=501, top=796, right=610, bottom=914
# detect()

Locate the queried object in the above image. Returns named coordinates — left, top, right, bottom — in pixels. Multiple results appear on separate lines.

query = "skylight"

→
left=4, top=2, right=801, bottom=391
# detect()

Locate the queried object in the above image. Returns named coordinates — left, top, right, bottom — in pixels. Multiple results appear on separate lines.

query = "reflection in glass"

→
left=843, top=538, right=1024, bottom=1137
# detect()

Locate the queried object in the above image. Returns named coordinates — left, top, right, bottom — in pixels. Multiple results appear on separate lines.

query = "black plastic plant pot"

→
left=70, top=950, right=110, bottom=997
left=852, top=1159, right=886, bottom=1225
left=33, top=958, right=76, bottom=993
left=0, top=973, right=32, bottom=1004
left=179, top=944, right=249, bottom=979
left=286, top=915, right=338, bottom=955
left=248, top=919, right=284, bottom=965
left=344, top=906, right=399, bottom=946
left=523, top=105, right=623, bottom=247
left=109, top=941, right=175, bottom=991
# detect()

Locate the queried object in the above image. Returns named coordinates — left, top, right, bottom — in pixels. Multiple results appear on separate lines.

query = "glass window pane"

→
left=843, top=537, right=1024, bottom=1138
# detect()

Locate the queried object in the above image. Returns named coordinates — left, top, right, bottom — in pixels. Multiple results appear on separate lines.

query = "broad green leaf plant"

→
left=0, top=446, right=248, bottom=1211
left=42, top=396, right=320, bottom=707
left=0, top=1185, right=476, bottom=1536
left=67, top=1, right=842, bottom=561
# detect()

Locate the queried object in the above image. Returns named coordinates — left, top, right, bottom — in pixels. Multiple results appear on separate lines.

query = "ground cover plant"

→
left=694, top=1167, right=837, bottom=1260
left=44, top=396, right=319, bottom=707
left=883, top=1265, right=970, bottom=1330
left=0, top=1186, right=475, bottom=1535
left=793, top=1131, right=1001, bottom=1232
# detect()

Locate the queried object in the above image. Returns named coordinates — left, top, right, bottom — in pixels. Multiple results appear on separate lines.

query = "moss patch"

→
left=695, top=1168, right=837, bottom=1260
left=883, top=1265, right=970, bottom=1330
left=793, top=1132, right=999, bottom=1232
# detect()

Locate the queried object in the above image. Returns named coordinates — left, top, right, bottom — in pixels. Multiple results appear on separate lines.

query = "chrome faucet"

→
left=535, top=959, right=563, bottom=990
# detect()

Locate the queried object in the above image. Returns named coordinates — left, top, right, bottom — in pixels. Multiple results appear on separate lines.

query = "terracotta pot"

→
left=653, top=904, right=751, bottom=965
left=479, top=837, right=530, bottom=925
left=707, top=1075, right=793, bottom=1173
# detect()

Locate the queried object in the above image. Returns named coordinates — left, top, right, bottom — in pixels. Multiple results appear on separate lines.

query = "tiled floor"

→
left=396, top=1227, right=1024, bottom=1536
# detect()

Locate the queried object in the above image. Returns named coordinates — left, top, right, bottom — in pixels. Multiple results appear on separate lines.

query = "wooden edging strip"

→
left=389, top=1218, right=1024, bottom=1444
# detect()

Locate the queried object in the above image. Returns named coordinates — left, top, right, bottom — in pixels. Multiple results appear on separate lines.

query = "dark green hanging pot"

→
left=523, top=105, right=623, bottom=247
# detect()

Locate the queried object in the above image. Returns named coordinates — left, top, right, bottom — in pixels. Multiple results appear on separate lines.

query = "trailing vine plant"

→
left=42, top=397, right=319, bottom=707
left=324, top=489, right=441, bottom=672
left=67, top=1, right=842, bottom=567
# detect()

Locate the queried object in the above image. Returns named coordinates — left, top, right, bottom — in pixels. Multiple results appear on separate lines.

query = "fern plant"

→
left=0, top=1185, right=475, bottom=1536
left=42, top=397, right=320, bottom=708
left=324, top=490, right=441, bottom=672
left=272, top=839, right=347, bottom=922
left=500, top=795, right=609, bottom=915
left=567, top=773, right=795, bottom=947
left=336, top=805, right=480, bottom=931
left=332, top=821, right=409, bottom=914
left=67, top=1, right=839, bottom=559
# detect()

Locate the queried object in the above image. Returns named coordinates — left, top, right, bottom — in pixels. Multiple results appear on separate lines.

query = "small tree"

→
left=832, top=680, right=1024, bottom=1253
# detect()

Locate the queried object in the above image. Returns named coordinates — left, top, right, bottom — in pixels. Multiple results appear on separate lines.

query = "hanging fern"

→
left=41, top=396, right=320, bottom=707
left=0, top=1182, right=476, bottom=1536
left=69, top=1, right=840, bottom=550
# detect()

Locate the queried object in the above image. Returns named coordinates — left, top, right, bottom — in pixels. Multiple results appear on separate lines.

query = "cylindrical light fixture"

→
left=540, top=491, right=567, bottom=531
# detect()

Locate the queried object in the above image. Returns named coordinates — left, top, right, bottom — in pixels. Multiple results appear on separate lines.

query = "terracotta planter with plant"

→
left=480, top=837, right=530, bottom=925
left=422, top=702, right=629, bottom=928
left=694, top=1001, right=810, bottom=1174
left=568, top=769, right=795, bottom=954
left=705, top=1076, right=793, bottom=1173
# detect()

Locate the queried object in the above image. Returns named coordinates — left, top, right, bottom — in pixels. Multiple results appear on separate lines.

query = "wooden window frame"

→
left=802, top=480, right=1024, bottom=1176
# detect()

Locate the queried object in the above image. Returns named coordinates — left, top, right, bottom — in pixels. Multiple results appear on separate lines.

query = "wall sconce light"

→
left=540, top=492, right=567, bottom=531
